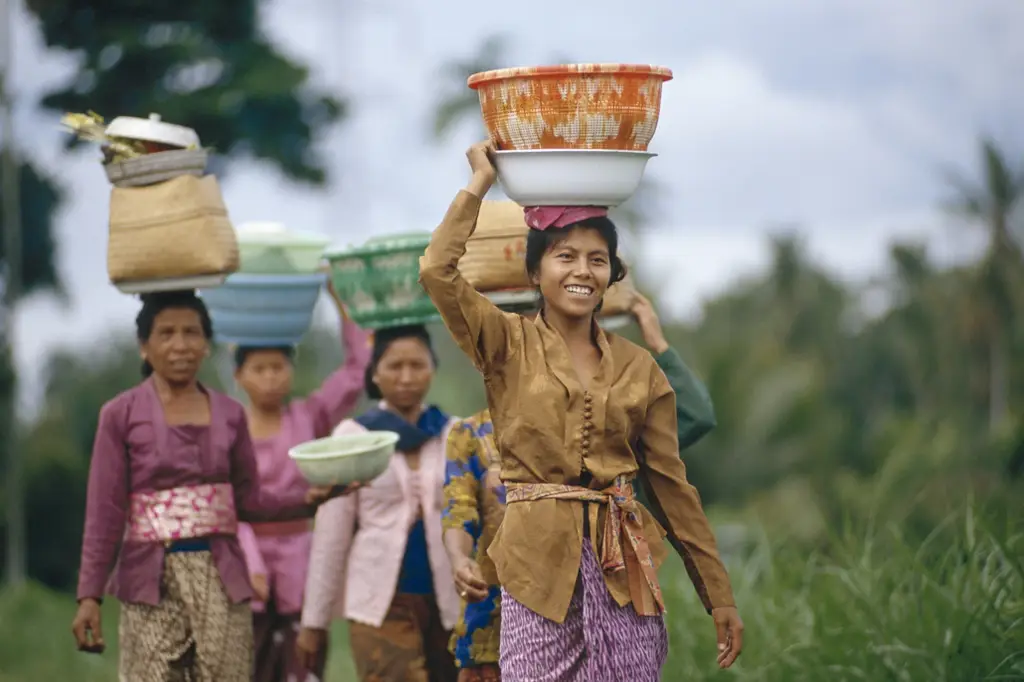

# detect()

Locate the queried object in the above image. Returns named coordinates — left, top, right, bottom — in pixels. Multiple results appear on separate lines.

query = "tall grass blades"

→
left=661, top=505, right=1024, bottom=682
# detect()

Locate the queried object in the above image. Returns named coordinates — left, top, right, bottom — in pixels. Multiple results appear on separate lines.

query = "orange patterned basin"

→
left=467, top=64, right=673, bottom=151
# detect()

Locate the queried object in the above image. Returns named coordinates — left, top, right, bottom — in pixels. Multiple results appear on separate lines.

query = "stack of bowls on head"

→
left=199, top=222, right=332, bottom=347
left=98, top=113, right=241, bottom=294
left=323, top=233, right=441, bottom=330
left=467, top=64, right=672, bottom=208
left=460, top=200, right=540, bottom=313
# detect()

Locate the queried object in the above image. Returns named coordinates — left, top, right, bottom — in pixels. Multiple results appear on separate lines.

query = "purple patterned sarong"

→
left=499, top=541, right=668, bottom=681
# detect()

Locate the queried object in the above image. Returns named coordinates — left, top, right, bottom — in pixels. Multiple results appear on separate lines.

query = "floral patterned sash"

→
left=126, top=482, right=238, bottom=545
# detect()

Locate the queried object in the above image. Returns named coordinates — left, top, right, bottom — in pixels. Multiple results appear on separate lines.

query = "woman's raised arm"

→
left=419, top=143, right=518, bottom=373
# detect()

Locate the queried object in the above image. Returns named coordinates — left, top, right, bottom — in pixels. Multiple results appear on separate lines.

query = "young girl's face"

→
left=532, top=227, right=612, bottom=321
left=236, top=350, right=294, bottom=410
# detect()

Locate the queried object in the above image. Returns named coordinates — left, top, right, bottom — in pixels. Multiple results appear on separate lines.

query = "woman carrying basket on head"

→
left=232, top=277, right=371, bottom=682
left=441, top=293, right=719, bottom=681
left=70, top=290, right=359, bottom=682
left=418, top=142, right=744, bottom=681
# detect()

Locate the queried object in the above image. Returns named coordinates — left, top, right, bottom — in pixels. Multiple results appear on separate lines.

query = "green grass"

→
left=662, top=507, right=1024, bottom=681
left=1, top=506, right=1021, bottom=681
left=0, top=589, right=358, bottom=682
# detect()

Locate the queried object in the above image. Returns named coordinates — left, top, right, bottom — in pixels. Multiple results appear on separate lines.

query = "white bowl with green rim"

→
left=288, top=431, right=399, bottom=486
left=235, top=222, right=332, bottom=275
left=324, top=232, right=441, bottom=329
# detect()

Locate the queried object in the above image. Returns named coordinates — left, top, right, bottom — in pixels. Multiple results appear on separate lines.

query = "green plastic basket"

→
left=325, top=232, right=441, bottom=329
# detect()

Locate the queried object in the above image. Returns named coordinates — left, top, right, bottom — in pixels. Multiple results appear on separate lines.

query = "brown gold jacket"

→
left=420, top=190, right=734, bottom=623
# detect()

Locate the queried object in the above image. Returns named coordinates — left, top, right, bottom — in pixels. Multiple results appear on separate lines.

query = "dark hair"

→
left=135, top=290, right=214, bottom=378
left=234, top=345, right=295, bottom=370
left=524, top=216, right=628, bottom=313
left=364, top=324, right=438, bottom=400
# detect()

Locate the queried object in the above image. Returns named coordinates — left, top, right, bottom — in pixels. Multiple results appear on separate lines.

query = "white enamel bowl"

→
left=494, top=149, right=656, bottom=207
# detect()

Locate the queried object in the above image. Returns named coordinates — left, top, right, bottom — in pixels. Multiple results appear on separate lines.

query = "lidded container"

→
left=105, top=113, right=201, bottom=151
left=103, top=113, right=208, bottom=188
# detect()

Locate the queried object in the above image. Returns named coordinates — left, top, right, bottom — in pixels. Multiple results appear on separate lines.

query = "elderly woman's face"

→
left=372, top=338, right=435, bottom=410
left=140, top=307, right=209, bottom=385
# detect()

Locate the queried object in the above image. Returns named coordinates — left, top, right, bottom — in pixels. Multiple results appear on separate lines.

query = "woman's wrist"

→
left=650, top=338, right=670, bottom=355
left=466, top=171, right=494, bottom=199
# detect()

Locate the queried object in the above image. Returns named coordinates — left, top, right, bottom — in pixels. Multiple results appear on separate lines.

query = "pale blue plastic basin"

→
left=200, top=272, right=326, bottom=346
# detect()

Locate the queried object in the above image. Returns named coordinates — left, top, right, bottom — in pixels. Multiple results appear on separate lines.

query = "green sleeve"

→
left=654, top=346, right=716, bottom=450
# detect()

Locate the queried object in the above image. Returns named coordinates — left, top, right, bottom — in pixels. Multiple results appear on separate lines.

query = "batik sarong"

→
left=119, top=550, right=253, bottom=682
left=348, top=593, right=458, bottom=682
left=498, top=541, right=668, bottom=682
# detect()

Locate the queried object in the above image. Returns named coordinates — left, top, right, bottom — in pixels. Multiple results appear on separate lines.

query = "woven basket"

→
left=600, top=270, right=637, bottom=317
left=104, top=148, right=209, bottom=188
left=460, top=200, right=532, bottom=292
left=107, top=174, right=239, bottom=284
left=468, top=64, right=673, bottom=151
left=325, top=233, right=440, bottom=329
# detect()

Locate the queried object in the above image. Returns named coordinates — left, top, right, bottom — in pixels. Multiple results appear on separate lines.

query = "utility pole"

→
left=1, top=0, right=26, bottom=588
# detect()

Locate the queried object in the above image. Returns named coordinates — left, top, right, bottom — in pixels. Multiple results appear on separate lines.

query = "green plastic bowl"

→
left=288, top=431, right=399, bottom=486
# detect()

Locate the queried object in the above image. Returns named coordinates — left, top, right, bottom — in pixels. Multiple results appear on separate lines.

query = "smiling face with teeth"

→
left=529, top=225, right=614, bottom=321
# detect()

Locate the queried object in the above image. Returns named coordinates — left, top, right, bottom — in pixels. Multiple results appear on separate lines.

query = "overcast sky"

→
left=6, top=0, right=1023, bottom=415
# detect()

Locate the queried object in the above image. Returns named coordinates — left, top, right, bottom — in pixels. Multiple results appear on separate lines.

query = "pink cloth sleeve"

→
left=300, top=420, right=362, bottom=629
left=236, top=523, right=266, bottom=576
left=237, top=522, right=267, bottom=613
left=302, top=314, right=372, bottom=439
left=76, top=399, right=130, bottom=601
left=301, top=491, right=357, bottom=629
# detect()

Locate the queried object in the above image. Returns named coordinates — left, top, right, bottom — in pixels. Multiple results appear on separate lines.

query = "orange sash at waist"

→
left=505, top=476, right=664, bottom=615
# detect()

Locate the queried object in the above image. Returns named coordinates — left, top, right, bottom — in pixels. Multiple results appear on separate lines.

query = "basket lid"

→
left=235, top=221, right=332, bottom=248
left=105, top=113, right=200, bottom=148
left=324, top=231, right=433, bottom=259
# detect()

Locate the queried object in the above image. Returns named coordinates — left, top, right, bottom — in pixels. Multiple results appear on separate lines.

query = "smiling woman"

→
left=522, top=209, right=628, bottom=318
left=417, top=142, right=744, bottom=682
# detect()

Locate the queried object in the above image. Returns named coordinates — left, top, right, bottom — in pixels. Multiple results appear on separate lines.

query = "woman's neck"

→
left=384, top=401, right=423, bottom=425
left=151, top=374, right=200, bottom=401
left=246, top=401, right=283, bottom=422
left=543, top=308, right=594, bottom=347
